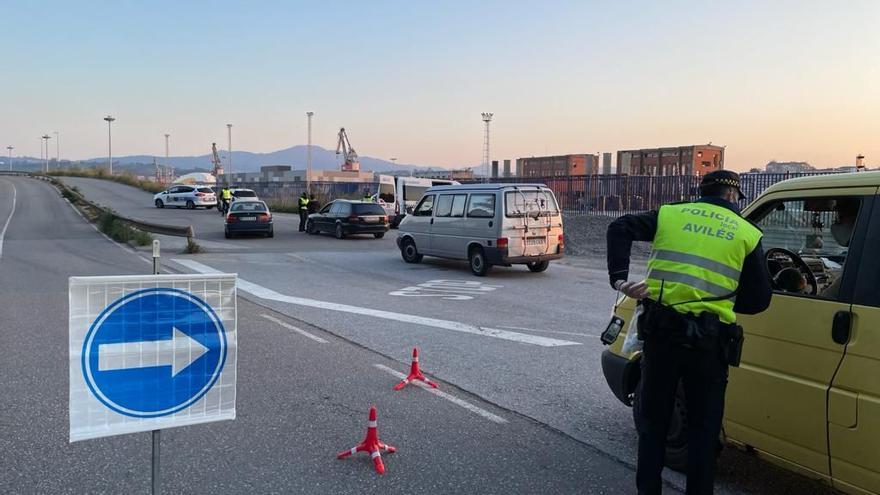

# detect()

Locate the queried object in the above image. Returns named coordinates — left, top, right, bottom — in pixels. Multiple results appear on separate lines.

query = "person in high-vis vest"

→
left=606, top=170, right=772, bottom=495
left=298, top=192, right=310, bottom=232
left=220, top=186, right=233, bottom=214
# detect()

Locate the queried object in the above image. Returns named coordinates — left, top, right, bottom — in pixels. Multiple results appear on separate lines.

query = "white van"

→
left=396, top=184, right=564, bottom=276
left=374, top=175, right=459, bottom=227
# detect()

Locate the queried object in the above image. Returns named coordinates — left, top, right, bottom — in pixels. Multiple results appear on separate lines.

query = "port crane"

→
left=336, top=128, right=360, bottom=172
left=211, top=142, right=225, bottom=179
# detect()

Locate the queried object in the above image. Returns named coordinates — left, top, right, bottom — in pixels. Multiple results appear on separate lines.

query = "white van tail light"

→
left=497, top=237, right=509, bottom=249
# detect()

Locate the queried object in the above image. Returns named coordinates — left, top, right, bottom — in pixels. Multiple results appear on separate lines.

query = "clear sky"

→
left=2, top=1, right=878, bottom=170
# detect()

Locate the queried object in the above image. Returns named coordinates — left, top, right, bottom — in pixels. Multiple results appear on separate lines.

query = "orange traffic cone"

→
left=394, top=347, right=438, bottom=390
left=337, top=405, right=397, bottom=474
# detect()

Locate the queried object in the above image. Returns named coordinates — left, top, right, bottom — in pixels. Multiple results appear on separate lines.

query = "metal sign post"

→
left=152, top=240, right=161, bottom=495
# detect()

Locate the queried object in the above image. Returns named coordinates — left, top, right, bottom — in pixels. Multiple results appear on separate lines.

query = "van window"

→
left=750, top=196, right=863, bottom=300
left=450, top=195, right=467, bottom=217
left=467, top=194, right=495, bottom=218
left=378, top=182, right=395, bottom=203
left=413, top=195, right=435, bottom=217
left=505, top=190, right=559, bottom=217
left=403, top=184, right=428, bottom=201
left=435, top=194, right=467, bottom=218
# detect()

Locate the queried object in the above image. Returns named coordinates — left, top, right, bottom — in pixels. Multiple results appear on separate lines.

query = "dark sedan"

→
left=306, top=200, right=389, bottom=239
left=224, top=200, right=274, bottom=238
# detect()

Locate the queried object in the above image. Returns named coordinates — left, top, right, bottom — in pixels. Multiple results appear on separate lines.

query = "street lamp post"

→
left=6, top=146, right=12, bottom=171
left=164, top=133, right=170, bottom=182
left=226, top=124, right=233, bottom=176
left=54, top=131, right=59, bottom=169
left=104, top=115, right=116, bottom=175
left=306, top=112, right=314, bottom=194
left=42, top=134, right=51, bottom=173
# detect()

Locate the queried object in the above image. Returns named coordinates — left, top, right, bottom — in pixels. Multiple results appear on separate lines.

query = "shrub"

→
left=96, top=211, right=153, bottom=246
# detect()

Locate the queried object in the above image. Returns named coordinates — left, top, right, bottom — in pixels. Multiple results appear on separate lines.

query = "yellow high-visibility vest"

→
left=645, top=202, right=762, bottom=324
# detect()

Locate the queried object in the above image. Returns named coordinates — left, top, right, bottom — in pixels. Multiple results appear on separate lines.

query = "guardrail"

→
left=37, top=174, right=195, bottom=238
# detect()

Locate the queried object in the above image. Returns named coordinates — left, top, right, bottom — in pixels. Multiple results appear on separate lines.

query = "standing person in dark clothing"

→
left=298, top=192, right=310, bottom=232
left=306, top=194, right=319, bottom=214
left=606, top=171, right=772, bottom=495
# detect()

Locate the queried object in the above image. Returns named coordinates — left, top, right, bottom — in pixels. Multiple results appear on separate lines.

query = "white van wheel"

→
left=468, top=247, right=491, bottom=276
left=527, top=260, right=550, bottom=273
left=401, top=238, right=422, bottom=263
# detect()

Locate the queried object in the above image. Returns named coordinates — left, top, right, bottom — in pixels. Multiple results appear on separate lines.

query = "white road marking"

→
left=389, top=279, right=501, bottom=300
left=498, top=325, right=595, bottom=338
left=172, top=259, right=580, bottom=347
left=0, top=181, right=17, bottom=260
left=373, top=364, right=508, bottom=424
left=260, top=314, right=329, bottom=344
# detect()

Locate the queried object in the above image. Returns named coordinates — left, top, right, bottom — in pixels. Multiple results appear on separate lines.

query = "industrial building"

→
left=765, top=161, right=814, bottom=173
left=616, top=144, right=724, bottom=176
left=516, top=154, right=600, bottom=178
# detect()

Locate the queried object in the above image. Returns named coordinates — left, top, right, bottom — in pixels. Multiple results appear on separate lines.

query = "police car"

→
left=600, top=172, right=880, bottom=494
left=154, top=185, right=217, bottom=209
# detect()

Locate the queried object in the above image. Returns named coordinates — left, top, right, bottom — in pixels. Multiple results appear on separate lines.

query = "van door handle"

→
left=832, top=311, right=852, bottom=345
left=430, top=218, right=434, bottom=225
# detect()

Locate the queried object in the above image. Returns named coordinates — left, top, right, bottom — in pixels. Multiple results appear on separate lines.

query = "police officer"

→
left=362, top=189, right=373, bottom=202
left=220, top=186, right=233, bottom=214
left=606, top=170, right=772, bottom=494
left=298, top=192, right=310, bottom=232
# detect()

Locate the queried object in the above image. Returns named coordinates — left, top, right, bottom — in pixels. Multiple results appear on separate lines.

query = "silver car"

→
left=154, top=185, right=217, bottom=209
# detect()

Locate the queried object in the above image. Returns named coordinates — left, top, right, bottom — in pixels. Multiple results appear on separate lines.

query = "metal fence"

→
left=464, top=172, right=840, bottom=215
left=236, top=181, right=378, bottom=209
left=229, top=172, right=840, bottom=215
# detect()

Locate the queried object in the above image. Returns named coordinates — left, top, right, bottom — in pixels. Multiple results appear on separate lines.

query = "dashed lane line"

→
left=373, top=364, right=508, bottom=424
left=171, top=258, right=581, bottom=348
left=260, top=313, right=329, bottom=344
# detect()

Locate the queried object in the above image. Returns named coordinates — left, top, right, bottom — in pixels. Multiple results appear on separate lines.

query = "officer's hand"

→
left=616, top=280, right=650, bottom=300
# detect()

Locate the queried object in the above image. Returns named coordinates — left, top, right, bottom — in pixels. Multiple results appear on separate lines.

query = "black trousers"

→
left=298, top=210, right=307, bottom=231
left=636, top=332, right=729, bottom=495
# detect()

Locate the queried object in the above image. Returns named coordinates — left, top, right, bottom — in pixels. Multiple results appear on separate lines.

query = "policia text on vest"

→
left=606, top=170, right=772, bottom=495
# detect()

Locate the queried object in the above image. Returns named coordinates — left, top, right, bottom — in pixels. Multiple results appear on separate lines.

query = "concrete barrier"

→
left=38, top=174, right=195, bottom=238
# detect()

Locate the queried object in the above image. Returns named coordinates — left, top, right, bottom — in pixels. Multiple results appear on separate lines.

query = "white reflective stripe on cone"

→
left=368, top=421, right=378, bottom=428
left=371, top=451, right=381, bottom=459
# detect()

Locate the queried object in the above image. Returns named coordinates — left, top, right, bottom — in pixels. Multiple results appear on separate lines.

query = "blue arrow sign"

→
left=81, top=288, right=228, bottom=418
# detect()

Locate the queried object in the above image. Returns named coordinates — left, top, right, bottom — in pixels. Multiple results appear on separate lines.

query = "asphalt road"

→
left=11, top=176, right=836, bottom=494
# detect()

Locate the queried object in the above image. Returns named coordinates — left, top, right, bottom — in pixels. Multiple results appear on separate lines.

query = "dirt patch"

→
left=562, top=214, right=651, bottom=261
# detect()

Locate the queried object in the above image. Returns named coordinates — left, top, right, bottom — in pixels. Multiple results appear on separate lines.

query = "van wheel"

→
left=401, top=238, right=423, bottom=263
left=527, top=260, right=550, bottom=273
left=468, top=247, right=492, bottom=276
left=374, top=232, right=385, bottom=239
left=632, top=380, right=689, bottom=473
left=335, top=223, right=345, bottom=239
left=155, top=199, right=164, bottom=208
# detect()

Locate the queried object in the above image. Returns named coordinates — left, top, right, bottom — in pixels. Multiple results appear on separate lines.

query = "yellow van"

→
left=601, top=172, right=880, bottom=494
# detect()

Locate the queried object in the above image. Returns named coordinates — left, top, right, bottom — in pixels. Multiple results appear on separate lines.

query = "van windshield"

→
left=505, top=190, right=559, bottom=217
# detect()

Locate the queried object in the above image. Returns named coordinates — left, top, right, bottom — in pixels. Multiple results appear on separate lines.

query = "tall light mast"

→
left=481, top=113, right=493, bottom=182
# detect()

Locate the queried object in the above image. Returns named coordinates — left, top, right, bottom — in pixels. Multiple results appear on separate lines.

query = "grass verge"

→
left=96, top=211, right=153, bottom=246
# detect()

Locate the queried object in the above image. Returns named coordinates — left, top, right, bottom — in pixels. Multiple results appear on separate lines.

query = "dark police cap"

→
left=700, top=170, right=745, bottom=200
